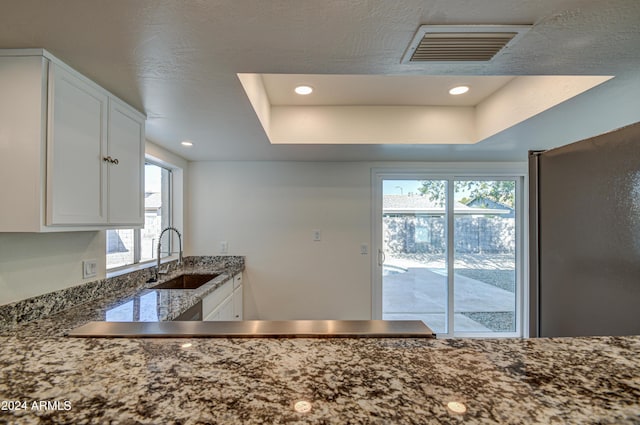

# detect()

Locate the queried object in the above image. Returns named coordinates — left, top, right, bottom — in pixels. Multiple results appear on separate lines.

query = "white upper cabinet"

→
left=47, top=63, right=109, bottom=225
left=107, top=97, right=145, bottom=226
left=0, top=49, right=145, bottom=232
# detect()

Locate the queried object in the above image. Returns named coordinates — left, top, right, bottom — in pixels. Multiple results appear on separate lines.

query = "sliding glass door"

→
left=374, top=171, right=522, bottom=337
left=453, top=179, right=518, bottom=334
left=381, top=179, right=450, bottom=334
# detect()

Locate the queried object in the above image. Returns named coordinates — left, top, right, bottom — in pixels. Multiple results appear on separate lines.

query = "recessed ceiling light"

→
left=449, top=86, right=470, bottom=95
left=294, top=85, right=313, bottom=95
left=181, top=140, right=194, bottom=147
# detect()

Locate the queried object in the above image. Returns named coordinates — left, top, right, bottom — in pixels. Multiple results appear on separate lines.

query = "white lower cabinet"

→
left=203, top=273, right=243, bottom=321
left=232, top=285, right=243, bottom=320
left=204, top=295, right=233, bottom=321
left=232, top=272, right=243, bottom=320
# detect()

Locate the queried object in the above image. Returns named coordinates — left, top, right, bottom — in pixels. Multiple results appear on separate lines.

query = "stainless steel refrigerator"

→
left=529, top=122, right=640, bottom=337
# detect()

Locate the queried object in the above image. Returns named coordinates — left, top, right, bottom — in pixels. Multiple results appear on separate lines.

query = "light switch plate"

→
left=83, top=260, right=97, bottom=279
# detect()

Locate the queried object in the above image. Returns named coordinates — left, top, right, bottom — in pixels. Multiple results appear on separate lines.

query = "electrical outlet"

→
left=220, top=241, right=228, bottom=254
left=360, top=243, right=368, bottom=255
left=83, top=260, right=97, bottom=279
left=313, top=230, right=321, bottom=241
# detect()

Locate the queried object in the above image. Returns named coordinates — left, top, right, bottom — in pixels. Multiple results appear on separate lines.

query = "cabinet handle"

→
left=112, top=158, right=119, bottom=165
left=102, top=156, right=119, bottom=165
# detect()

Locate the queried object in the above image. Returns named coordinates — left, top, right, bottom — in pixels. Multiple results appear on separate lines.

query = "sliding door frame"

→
left=372, top=163, right=529, bottom=338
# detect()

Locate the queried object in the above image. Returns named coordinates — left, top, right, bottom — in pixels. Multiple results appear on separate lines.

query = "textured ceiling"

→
left=0, top=0, right=639, bottom=161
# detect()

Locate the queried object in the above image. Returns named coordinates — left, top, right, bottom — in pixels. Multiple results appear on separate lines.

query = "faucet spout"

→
left=156, top=226, right=183, bottom=280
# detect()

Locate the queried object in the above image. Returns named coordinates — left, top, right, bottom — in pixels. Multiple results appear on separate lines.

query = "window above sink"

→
left=107, top=161, right=173, bottom=270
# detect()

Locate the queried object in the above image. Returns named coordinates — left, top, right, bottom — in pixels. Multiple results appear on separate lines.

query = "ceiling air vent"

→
left=402, top=25, right=531, bottom=63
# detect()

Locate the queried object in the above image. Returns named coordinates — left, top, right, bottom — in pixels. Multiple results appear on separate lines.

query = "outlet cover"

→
left=83, top=260, right=97, bottom=279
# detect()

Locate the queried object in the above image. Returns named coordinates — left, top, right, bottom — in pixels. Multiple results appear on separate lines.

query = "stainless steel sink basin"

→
left=150, top=273, right=220, bottom=290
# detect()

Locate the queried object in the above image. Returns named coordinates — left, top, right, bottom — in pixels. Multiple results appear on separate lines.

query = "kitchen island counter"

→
left=1, top=334, right=639, bottom=424
left=1, top=258, right=638, bottom=423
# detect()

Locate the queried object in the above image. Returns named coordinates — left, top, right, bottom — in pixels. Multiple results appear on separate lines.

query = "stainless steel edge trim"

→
left=67, top=320, right=435, bottom=338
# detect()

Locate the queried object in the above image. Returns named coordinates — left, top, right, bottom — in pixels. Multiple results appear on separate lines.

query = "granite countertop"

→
left=1, top=254, right=639, bottom=423
left=99, top=272, right=233, bottom=323
left=0, top=257, right=245, bottom=338
left=0, top=334, right=639, bottom=424
left=0, top=272, right=235, bottom=339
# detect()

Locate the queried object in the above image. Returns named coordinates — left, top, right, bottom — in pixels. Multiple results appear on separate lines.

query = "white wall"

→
left=270, top=106, right=475, bottom=144
left=187, top=161, right=373, bottom=320
left=0, top=231, right=105, bottom=305
left=0, top=141, right=187, bottom=306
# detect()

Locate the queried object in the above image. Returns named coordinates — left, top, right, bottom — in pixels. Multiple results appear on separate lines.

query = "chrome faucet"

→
left=156, top=226, right=183, bottom=280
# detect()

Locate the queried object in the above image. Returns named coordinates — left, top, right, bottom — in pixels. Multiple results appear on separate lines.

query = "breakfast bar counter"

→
left=0, top=254, right=639, bottom=423
left=1, top=333, right=639, bottom=424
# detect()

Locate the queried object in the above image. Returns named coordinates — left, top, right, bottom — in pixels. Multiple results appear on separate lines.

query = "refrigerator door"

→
left=530, top=122, right=640, bottom=337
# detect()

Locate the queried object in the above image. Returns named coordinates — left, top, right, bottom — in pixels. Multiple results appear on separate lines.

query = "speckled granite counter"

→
left=1, top=255, right=639, bottom=424
left=0, top=256, right=244, bottom=338
left=0, top=335, right=639, bottom=424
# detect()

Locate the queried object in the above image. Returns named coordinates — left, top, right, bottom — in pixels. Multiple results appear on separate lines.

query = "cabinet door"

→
left=47, top=63, right=108, bottom=225
left=233, top=285, right=243, bottom=321
left=203, top=305, right=221, bottom=322
left=233, top=273, right=242, bottom=289
left=202, top=280, right=233, bottom=318
left=219, top=295, right=235, bottom=321
left=107, top=98, right=144, bottom=226
left=204, top=295, right=233, bottom=322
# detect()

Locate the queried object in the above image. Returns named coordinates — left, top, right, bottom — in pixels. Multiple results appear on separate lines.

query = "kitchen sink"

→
left=150, top=273, right=220, bottom=290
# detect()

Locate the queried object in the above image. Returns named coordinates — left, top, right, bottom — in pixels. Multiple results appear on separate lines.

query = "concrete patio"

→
left=383, top=266, right=516, bottom=334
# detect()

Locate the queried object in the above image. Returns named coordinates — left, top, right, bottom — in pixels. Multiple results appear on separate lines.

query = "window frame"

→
left=106, top=159, right=173, bottom=272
